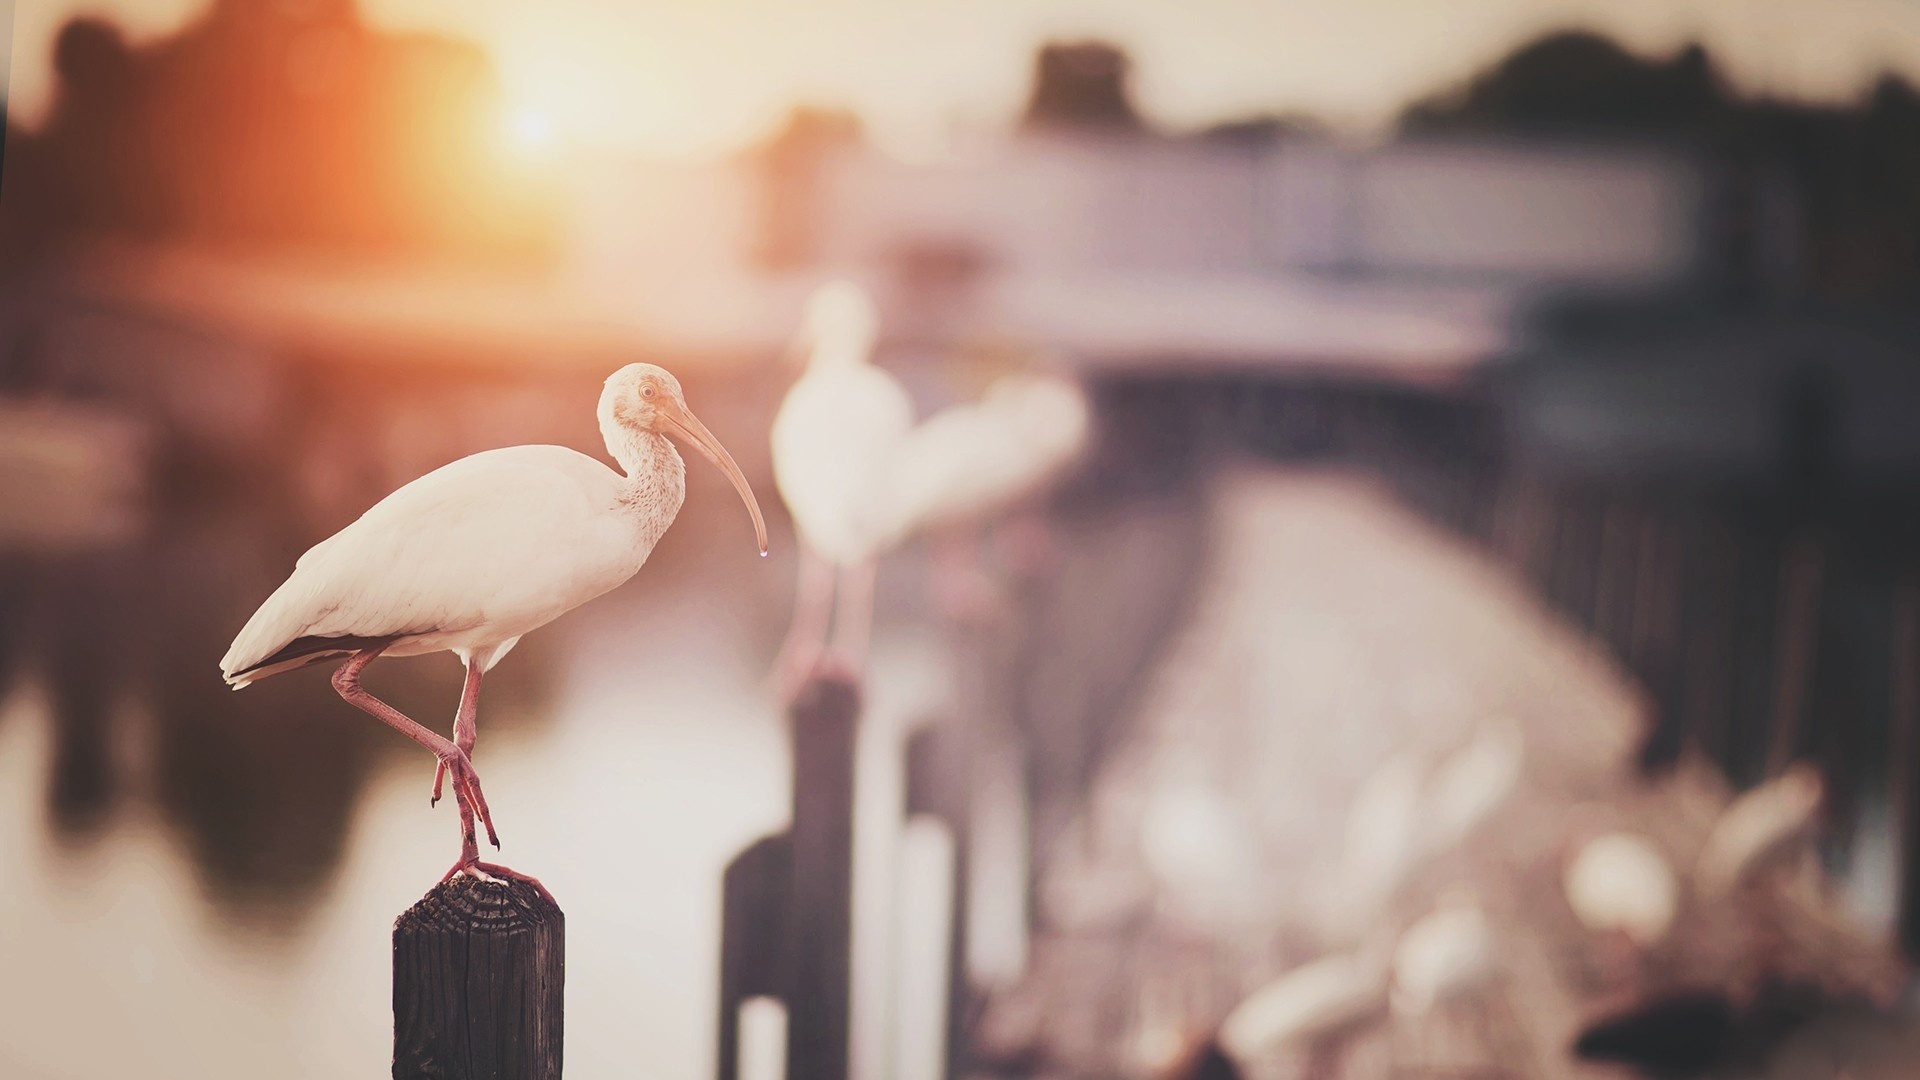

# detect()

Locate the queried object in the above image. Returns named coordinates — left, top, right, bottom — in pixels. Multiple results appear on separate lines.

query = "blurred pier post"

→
left=715, top=673, right=861, bottom=1080
left=718, top=836, right=793, bottom=1080
left=786, top=674, right=860, bottom=1080
left=1894, top=573, right=1920, bottom=958
left=904, top=722, right=973, bottom=1080
left=393, top=877, right=564, bottom=1080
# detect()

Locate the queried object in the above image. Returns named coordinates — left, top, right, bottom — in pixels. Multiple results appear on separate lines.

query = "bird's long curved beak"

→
left=660, top=401, right=770, bottom=556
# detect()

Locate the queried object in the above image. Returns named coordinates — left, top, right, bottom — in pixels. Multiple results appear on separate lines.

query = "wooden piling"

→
left=393, top=876, right=564, bottom=1080
left=786, top=673, right=860, bottom=1080
left=712, top=673, right=863, bottom=1080
left=905, top=723, right=973, bottom=1080
left=717, top=835, right=793, bottom=1080
left=1891, top=571, right=1920, bottom=961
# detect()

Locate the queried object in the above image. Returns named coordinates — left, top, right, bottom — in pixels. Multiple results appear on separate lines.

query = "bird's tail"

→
left=219, top=573, right=326, bottom=687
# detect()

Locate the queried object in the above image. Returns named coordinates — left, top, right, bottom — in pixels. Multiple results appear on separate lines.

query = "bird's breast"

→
left=475, top=512, right=655, bottom=639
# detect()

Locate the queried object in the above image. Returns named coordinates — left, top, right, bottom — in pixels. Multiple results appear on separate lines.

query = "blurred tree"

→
left=1021, top=41, right=1147, bottom=134
left=1404, top=32, right=1728, bottom=135
left=1404, top=29, right=1920, bottom=303
left=3, top=1, right=554, bottom=263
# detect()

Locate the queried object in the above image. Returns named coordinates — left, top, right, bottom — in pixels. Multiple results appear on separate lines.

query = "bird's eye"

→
left=641, top=384, right=657, bottom=399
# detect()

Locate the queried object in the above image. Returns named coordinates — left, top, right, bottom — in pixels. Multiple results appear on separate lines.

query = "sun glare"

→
left=504, top=106, right=556, bottom=157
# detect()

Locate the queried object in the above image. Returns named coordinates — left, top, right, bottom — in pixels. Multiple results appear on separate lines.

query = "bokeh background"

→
left=7, top=2, right=1920, bottom=1078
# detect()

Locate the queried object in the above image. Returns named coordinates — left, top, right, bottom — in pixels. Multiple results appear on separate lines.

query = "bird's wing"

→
left=221, top=446, right=623, bottom=681
left=877, top=375, right=1092, bottom=543
left=771, top=367, right=914, bottom=562
left=990, top=374, right=1091, bottom=472
left=879, top=401, right=1033, bottom=540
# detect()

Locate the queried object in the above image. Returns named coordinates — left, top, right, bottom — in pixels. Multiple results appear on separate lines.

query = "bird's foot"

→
left=438, top=750, right=500, bottom=849
left=440, top=856, right=556, bottom=906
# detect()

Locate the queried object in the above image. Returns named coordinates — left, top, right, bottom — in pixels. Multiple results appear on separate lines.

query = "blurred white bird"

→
left=1391, top=899, right=1498, bottom=1017
left=770, top=284, right=1090, bottom=682
left=1217, top=952, right=1388, bottom=1063
left=220, top=364, right=768, bottom=891
left=882, top=371, right=1090, bottom=540
left=1422, top=718, right=1525, bottom=850
left=1323, top=727, right=1523, bottom=939
left=1694, top=763, right=1825, bottom=898
left=1330, top=750, right=1427, bottom=923
left=1563, top=831, right=1679, bottom=948
left=1139, top=763, right=1259, bottom=904
left=768, top=282, right=914, bottom=691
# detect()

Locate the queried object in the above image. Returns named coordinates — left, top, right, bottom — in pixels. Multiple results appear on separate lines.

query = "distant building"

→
left=681, top=132, right=1745, bottom=379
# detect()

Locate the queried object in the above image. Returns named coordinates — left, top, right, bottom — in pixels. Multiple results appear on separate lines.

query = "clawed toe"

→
left=441, top=857, right=556, bottom=905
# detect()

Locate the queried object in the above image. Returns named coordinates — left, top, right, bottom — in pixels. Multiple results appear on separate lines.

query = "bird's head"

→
left=601, top=363, right=769, bottom=556
left=789, top=280, right=879, bottom=370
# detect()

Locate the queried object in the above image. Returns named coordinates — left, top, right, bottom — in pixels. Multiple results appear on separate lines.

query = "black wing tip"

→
left=233, top=633, right=400, bottom=681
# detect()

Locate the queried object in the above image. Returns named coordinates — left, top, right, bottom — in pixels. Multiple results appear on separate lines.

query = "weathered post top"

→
left=790, top=671, right=861, bottom=732
left=394, top=875, right=565, bottom=1080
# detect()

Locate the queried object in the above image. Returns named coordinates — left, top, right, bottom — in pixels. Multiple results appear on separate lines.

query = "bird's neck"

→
left=608, top=428, right=687, bottom=528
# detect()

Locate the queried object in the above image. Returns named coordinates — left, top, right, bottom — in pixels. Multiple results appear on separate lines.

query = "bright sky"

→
left=10, top=0, right=1920, bottom=157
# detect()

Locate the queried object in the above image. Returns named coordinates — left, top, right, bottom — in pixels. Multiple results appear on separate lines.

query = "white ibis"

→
left=1694, top=763, right=1824, bottom=899
left=768, top=281, right=913, bottom=690
left=1563, top=831, right=1679, bottom=948
left=1138, top=761, right=1259, bottom=922
left=1390, top=897, right=1498, bottom=1017
left=882, top=371, right=1089, bottom=539
left=219, top=364, right=768, bottom=890
left=1327, top=749, right=1426, bottom=928
left=1323, top=728, right=1521, bottom=939
left=1215, top=952, right=1388, bottom=1064
left=1421, top=717, right=1524, bottom=851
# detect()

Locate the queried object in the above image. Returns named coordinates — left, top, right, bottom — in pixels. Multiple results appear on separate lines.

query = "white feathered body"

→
left=771, top=364, right=913, bottom=565
left=882, top=373, right=1090, bottom=539
left=221, top=442, right=683, bottom=686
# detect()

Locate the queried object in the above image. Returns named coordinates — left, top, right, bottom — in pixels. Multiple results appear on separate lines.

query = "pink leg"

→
left=828, top=557, right=877, bottom=673
left=431, top=662, right=484, bottom=806
left=771, top=545, right=836, bottom=696
left=406, top=659, right=554, bottom=901
left=443, top=743, right=553, bottom=903
left=331, top=648, right=498, bottom=850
